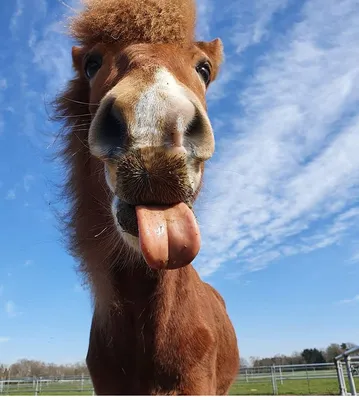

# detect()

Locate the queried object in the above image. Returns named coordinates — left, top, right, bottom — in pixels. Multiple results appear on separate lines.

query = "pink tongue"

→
left=135, top=203, right=201, bottom=270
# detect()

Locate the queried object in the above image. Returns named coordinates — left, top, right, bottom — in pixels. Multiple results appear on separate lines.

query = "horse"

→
left=54, top=0, right=239, bottom=394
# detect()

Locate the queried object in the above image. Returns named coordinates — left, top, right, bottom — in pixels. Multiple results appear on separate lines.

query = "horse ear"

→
left=195, top=38, right=224, bottom=81
left=72, top=46, right=84, bottom=70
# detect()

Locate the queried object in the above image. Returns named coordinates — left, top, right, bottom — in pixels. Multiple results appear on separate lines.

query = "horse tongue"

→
left=135, top=203, right=201, bottom=270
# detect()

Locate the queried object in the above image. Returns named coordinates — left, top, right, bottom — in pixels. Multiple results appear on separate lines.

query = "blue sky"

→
left=1, top=0, right=359, bottom=365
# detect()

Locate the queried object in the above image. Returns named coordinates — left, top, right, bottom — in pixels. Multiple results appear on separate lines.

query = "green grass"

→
left=1, top=377, right=358, bottom=396
left=1, top=383, right=93, bottom=396
left=229, top=377, right=359, bottom=396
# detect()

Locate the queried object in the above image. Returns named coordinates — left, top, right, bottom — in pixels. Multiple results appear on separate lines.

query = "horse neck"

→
left=111, top=262, right=192, bottom=309
left=87, top=241, right=197, bottom=330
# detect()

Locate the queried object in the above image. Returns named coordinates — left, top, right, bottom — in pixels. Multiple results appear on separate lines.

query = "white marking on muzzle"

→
left=131, top=68, right=196, bottom=150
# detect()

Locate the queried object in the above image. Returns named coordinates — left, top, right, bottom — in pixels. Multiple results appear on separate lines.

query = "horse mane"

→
left=69, top=0, right=196, bottom=47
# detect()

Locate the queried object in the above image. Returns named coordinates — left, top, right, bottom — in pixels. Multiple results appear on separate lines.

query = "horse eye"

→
left=84, top=55, right=102, bottom=80
left=196, top=62, right=211, bottom=86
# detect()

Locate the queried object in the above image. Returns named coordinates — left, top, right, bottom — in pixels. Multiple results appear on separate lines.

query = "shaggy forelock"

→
left=70, top=0, right=196, bottom=47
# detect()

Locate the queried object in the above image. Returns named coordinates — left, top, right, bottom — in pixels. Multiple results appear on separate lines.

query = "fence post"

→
left=81, top=373, right=84, bottom=392
left=270, top=365, right=278, bottom=395
left=245, top=369, right=248, bottom=383
left=305, top=365, right=311, bottom=394
left=335, top=359, right=347, bottom=396
left=34, top=379, right=38, bottom=396
left=345, top=356, right=357, bottom=396
left=279, top=366, right=283, bottom=385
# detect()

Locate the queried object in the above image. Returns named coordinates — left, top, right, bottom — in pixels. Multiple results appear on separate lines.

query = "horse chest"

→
left=87, top=315, right=184, bottom=394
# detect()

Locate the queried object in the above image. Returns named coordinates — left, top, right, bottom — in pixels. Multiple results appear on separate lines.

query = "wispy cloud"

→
left=195, top=0, right=359, bottom=277
left=10, top=0, right=25, bottom=37
left=347, top=242, right=359, bottom=264
left=204, top=0, right=289, bottom=105
left=3, top=0, right=73, bottom=150
left=0, top=79, right=7, bottom=90
left=5, top=301, right=22, bottom=318
left=3, top=176, right=35, bottom=200
left=231, top=0, right=288, bottom=54
left=338, top=294, right=359, bottom=305
left=196, top=0, right=214, bottom=40
left=207, top=61, right=243, bottom=102
left=5, top=189, right=16, bottom=200
left=30, top=22, right=73, bottom=96
left=24, top=260, right=34, bottom=267
left=0, top=337, right=10, bottom=344
left=23, top=174, right=35, bottom=192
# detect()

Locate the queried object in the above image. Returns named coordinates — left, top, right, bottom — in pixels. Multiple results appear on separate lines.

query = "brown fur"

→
left=70, top=0, right=196, bottom=47
left=54, top=0, right=239, bottom=395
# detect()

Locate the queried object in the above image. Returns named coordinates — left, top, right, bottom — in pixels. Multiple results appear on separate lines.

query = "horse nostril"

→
left=185, top=110, right=204, bottom=138
left=97, top=99, right=128, bottom=157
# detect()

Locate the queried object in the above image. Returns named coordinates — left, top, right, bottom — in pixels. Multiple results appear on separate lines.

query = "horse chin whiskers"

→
left=121, top=231, right=141, bottom=253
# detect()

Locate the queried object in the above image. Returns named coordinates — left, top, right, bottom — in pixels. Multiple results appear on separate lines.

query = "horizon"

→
left=2, top=341, right=357, bottom=368
left=1, top=0, right=359, bottom=365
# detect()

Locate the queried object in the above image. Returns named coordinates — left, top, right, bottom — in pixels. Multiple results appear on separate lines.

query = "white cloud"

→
left=30, top=23, right=73, bottom=96
left=5, top=190, right=16, bottom=200
left=3, top=0, right=73, bottom=150
left=0, top=79, right=7, bottom=90
left=205, top=1, right=290, bottom=111
left=207, top=61, right=243, bottom=102
left=27, top=1, right=77, bottom=98
left=196, top=0, right=214, bottom=40
left=10, top=0, right=25, bottom=36
left=24, top=260, right=33, bottom=267
left=23, top=174, right=35, bottom=192
left=0, top=337, right=10, bottom=344
left=194, top=0, right=359, bottom=277
left=231, top=0, right=288, bottom=54
left=5, top=301, right=21, bottom=318
left=338, top=294, right=359, bottom=305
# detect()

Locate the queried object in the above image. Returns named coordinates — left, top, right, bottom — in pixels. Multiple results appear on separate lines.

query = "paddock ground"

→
left=1, top=376, right=358, bottom=396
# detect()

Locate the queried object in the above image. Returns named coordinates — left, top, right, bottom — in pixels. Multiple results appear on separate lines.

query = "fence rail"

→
left=335, top=345, right=359, bottom=396
left=0, top=375, right=94, bottom=396
left=1, top=360, right=359, bottom=396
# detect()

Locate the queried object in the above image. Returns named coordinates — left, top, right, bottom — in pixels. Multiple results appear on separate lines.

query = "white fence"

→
left=0, top=375, right=94, bottom=396
left=1, top=360, right=359, bottom=396
left=236, top=362, right=358, bottom=395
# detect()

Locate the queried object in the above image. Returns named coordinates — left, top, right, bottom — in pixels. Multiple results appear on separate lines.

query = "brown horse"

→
left=54, top=0, right=239, bottom=395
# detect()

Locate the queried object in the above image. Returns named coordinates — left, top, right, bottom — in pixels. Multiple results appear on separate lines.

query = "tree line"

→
left=1, top=342, right=357, bottom=378
left=0, top=360, right=88, bottom=379
left=244, top=342, right=357, bottom=368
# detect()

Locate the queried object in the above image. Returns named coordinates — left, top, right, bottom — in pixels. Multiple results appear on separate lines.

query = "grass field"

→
left=230, top=377, right=359, bottom=395
left=1, top=376, right=358, bottom=396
